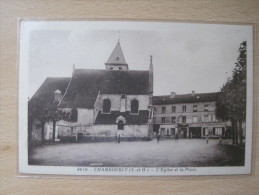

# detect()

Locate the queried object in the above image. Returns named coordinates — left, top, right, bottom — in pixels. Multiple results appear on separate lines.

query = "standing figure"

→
left=118, top=134, right=120, bottom=144
left=206, top=135, right=209, bottom=144
left=115, top=134, right=117, bottom=143
left=157, top=133, right=160, bottom=144
left=219, top=136, right=222, bottom=145
left=175, top=132, right=179, bottom=143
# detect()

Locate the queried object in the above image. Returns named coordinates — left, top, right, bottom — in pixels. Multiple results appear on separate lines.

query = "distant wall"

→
left=57, top=123, right=149, bottom=142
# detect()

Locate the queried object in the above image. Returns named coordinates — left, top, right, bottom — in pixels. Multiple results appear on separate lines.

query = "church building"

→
left=54, top=41, right=154, bottom=142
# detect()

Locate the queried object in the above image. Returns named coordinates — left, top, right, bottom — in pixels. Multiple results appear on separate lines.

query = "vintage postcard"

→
left=19, top=20, right=253, bottom=176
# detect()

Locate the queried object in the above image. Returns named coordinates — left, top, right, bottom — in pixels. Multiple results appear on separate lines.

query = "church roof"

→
left=30, top=77, right=70, bottom=101
left=153, top=92, right=220, bottom=105
left=105, top=41, right=128, bottom=65
left=58, top=69, right=149, bottom=109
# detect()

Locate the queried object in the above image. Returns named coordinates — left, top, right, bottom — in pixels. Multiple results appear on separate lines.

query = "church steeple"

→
left=105, top=41, right=129, bottom=70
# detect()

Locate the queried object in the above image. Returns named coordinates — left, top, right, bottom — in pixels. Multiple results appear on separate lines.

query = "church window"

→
left=103, top=99, right=111, bottom=113
left=71, top=108, right=78, bottom=122
left=118, top=120, right=124, bottom=130
left=130, top=99, right=139, bottom=114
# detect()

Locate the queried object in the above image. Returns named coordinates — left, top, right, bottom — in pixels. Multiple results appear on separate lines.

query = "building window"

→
left=193, top=105, right=198, bottom=112
left=171, top=128, right=175, bottom=135
left=71, top=108, right=78, bottom=122
left=193, top=116, right=198, bottom=123
left=118, top=67, right=122, bottom=70
left=203, top=128, right=209, bottom=136
left=204, top=104, right=209, bottom=111
left=110, top=67, right=113, bottom=70
left=171, top=117, right=176, bottom=123
left=117, top=120, right=124, bottom=130
left=161, top=117, right=165, bottom=123
left=182, top=116, right=186, bottom=123
left=130, top=99, right=139, bottom=114
left=172, top=106, right=176, bottom=113
left=214, top=127, right=222, bottom=135
left=161, top=128, right=165, bottom=135
left=182, top=106, right=186, bottom=112
left=162, top=107, right=166, bottom=114
left=203, top=115, right=209, bottom=122
left=103, top=99, right=111, bottom=113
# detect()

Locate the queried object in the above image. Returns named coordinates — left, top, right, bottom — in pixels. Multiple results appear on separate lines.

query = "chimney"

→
left=192, top=90, right=195, bottom=96
left=170, top=91, right=176, bottom=98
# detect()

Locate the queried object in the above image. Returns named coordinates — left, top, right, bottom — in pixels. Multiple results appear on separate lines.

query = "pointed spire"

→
left=105, top=42, right=127, bottom=65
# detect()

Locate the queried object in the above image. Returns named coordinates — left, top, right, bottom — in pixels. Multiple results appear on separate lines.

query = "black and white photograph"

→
left=19, top=20, right=253, bottom=176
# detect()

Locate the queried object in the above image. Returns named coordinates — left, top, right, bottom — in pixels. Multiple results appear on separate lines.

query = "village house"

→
left=152, top=91, right=231, bottom=139
left=29, top=77, right=71, bottom=142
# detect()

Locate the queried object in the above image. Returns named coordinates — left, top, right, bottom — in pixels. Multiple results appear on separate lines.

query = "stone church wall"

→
left=96, top=94, right=150, bottom=112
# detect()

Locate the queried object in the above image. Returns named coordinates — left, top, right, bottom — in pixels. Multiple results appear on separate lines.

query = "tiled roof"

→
left=95, top=110, right=149, bottom=124
left=153, top=92, right=220, bottom=105
left=58, top=69, right=149, bottom=109
left=105, top=41, right=127, bottom=66
left=30, top=77, right=70, bottom=101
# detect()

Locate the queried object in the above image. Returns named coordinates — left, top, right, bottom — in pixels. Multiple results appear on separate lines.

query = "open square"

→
left=29, top=139, right=244, bottom=167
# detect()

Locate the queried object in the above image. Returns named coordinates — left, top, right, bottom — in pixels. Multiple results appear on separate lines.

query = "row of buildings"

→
left=29, top=41, right=231, bottom=142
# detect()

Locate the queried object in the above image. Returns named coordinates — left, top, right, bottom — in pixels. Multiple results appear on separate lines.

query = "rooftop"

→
left=153, top=92, right=220, bottom=105
left=58, top=69, right=150, bottom=109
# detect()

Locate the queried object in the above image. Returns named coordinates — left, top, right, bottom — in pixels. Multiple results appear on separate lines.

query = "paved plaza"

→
left=29, top=138, right=244, bottom=167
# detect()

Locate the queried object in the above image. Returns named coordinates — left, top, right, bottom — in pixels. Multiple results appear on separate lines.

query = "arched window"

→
left=103, top=99, right=111, bottom=113
left=118, top=120, right=124, bottom=130
left=71, top=108, right=78, bottom=122
left=131, top=99, right=139, bottom=114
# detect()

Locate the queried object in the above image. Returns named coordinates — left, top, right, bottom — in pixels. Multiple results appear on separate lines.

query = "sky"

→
left=26, top=21, right=253, bottom=98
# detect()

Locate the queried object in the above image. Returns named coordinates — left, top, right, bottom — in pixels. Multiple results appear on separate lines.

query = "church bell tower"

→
left=105, top=41, right=129, bottom=71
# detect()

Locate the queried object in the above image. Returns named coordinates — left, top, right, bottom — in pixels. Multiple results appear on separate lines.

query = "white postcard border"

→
left=19, top=20, right=253, bottom=176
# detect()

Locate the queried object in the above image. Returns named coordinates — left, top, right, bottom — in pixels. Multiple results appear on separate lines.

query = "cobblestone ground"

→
left=29, top=138, right=244, bottom=167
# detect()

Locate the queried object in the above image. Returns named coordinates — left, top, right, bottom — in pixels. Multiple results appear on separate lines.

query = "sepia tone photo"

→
left=19, top=20, right=253, bottom=176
